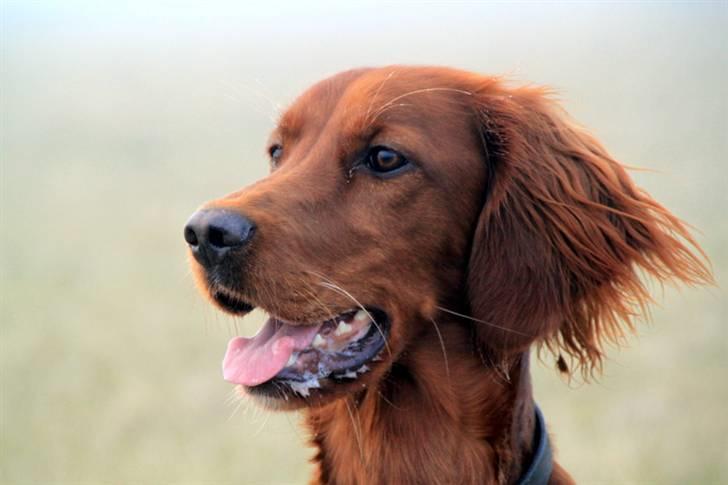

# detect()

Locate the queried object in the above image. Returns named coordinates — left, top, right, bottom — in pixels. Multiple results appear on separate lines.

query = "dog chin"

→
left=240, top=360, right=392, bottom=411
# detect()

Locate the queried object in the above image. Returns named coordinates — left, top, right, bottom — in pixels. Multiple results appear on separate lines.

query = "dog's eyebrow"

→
left=275, top=121, right=294, bottom=140
left=276, top=109, right=306, bottom=140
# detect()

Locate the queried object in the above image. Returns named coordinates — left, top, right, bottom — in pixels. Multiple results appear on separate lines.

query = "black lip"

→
left=212, top=289, right=254, bottom=314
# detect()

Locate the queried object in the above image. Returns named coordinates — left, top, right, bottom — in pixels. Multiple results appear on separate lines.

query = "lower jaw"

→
left=244, top=370, right=378, bottom=406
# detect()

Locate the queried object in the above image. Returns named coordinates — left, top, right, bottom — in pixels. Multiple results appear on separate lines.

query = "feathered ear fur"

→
left=466, top=81, right=712, bottom=376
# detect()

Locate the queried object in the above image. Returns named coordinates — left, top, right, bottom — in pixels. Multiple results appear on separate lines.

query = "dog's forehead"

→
left=277, top=68, right=372, bottom=137
left=279, top=67, right=478, bottom=138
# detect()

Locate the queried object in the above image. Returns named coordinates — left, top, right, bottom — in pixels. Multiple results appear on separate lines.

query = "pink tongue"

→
left=223, top=319, right=322, bottom=386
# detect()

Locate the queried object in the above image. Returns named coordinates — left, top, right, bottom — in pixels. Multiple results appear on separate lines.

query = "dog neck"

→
left=304, top=318, right=536, bottom=485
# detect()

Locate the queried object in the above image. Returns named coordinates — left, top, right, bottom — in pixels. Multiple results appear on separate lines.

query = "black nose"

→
left=184, top=209, right=256, bottom=266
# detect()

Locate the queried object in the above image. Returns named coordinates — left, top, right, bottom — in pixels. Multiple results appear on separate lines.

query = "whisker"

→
left=253, top=404, right=273, bottom=437
left=428, top=317, right=450, bottom=381
left=344, top=399, right=366, bottom=466
left=369, top=87, right=473, bottom=125
left=367, top=102, right=414, bottom=122
left=224, top=386, right=244, bottom=406
left=436, top=306, right=533, bottom=337
left=486, top=353, right=512, bottom=384
left=219, top=79, right=281, bottom=124
left=364, top=69, right=397, bottom=123
left=226, top=394, right=246, bottom=422
left=377, top=390, right=404, bottom=411
left=297, top=280, right=338, bottom=323
left=315, top=278, right=392, bottom=357
left=252, top=77, right=284, bottom=115
left=282, top=405, right=305, bottom=441
left=380, top=87, right=473, bottom=109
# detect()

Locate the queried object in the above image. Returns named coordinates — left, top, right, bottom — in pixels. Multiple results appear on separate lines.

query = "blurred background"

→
left=1, top=1, right=726, bottom=483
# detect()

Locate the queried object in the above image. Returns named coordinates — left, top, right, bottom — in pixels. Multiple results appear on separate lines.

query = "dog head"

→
left=185, top=66, right=709, bottom=408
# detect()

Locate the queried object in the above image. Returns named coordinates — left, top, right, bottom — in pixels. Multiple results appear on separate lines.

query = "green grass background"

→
left=1, top=2, right=726, bottom=484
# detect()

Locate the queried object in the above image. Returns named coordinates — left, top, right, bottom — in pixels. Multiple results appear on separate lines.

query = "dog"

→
left=184, top=66, right=710, bottom=484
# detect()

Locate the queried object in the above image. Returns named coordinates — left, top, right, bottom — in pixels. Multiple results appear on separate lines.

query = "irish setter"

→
left=184, top=66, right=710, bottom=484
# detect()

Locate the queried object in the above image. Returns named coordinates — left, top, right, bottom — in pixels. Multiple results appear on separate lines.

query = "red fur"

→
left=188, top=66, right=711, bottom=484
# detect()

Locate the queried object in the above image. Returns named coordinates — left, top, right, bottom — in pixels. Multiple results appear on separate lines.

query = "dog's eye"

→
left=367, top=147, right=408, bottom=173
left=269, top=144, right=283, bottom=163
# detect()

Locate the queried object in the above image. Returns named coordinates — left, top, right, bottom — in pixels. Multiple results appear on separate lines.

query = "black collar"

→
left=517, top=405, right=553, bottom=485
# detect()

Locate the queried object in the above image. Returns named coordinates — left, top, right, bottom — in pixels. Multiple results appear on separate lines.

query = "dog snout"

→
left=184, top=209, right=256, bottom=266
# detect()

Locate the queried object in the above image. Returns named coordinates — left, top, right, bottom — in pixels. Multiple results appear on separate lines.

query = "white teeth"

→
left=354, top=310, right=369, bottom=323
left=288, top=378, right=320, bottom=397
left=334, top=320, right=353, bottom=336
left=286, top=354, right=298, bottom=367
left=312, top=334, right=326, bottom=348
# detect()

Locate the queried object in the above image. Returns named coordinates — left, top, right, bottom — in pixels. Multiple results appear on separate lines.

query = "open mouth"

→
left=222, top=307, right=389, bottom=397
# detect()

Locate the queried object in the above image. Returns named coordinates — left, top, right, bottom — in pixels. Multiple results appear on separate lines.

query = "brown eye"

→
left=367, top=147, right=408, bottom=173
left=269, top=144, right=283, bottom=162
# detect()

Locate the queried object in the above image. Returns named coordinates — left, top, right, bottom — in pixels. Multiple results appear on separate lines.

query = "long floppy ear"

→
left=466, top=82, right=712, bottom=375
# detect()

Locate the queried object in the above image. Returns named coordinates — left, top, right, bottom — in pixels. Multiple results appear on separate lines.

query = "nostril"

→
left=242, top=224, right=255, bottom=242
left=208, top=226, right=225, bottom=248
left=184, top=226, right=199, bottom=246
left=208, top=219, right=255, bottom=248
